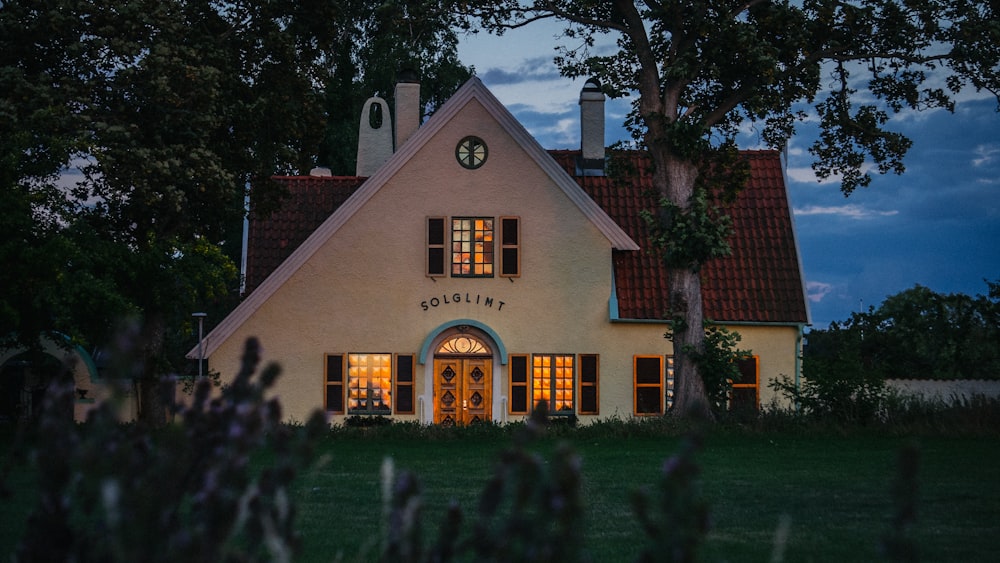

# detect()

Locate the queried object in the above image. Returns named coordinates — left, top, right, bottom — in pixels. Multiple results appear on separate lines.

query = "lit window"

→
left=348, top=353, right=392, bottom=414
left=634, top=356, right=663, bottom=415
left=533, top=354, right=574, bottom=414
left=452, top=217, right=494, bottom=277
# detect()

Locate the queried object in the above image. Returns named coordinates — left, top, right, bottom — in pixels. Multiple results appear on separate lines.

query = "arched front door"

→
left=433, top=332, right=492, bottom=425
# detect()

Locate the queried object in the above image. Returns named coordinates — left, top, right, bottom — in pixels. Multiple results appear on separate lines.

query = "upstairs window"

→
left=452, top=217, right=494, bottom=276
left=427, top=216, right=520, bottom=279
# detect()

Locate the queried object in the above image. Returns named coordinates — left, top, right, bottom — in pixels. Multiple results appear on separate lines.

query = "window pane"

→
left=735, top=357, right=757, bottom=385
left=326, top=355, right=343, bottom=383
left=502, top=217, right=518, bottom=245
left=428, top=248, right=444, bottom=275
left=730, top=387, right=758, bottom=414
left=580, top=355, right=597, bottom=383
left=397, top=355, right=413, bottom=382
left=511, top=356, right=528, bottom=383
left=636, top=387, right=662, bottom=414
left=580, top=386, right=597, bottom=414
left=428, top=218, right=444, bottom=245
left=635, top=356, right=661, bottom=384
left=511, top=386, right=527, bottom=413
left=326, top=384, right=344, bottom=413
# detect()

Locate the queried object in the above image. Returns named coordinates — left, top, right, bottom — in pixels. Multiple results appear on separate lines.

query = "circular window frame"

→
left=456, top=136, right=488, bottom=169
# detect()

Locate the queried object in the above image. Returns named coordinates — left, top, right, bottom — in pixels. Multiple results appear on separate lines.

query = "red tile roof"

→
left=549, top=150, right=807, bottom=324
left=244, top=176, right=364, bottom=294
left=245, top=150, right=808, bottom=324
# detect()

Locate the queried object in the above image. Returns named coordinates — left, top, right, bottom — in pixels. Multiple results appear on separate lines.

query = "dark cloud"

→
left=477, top=57, right=563, bottom=85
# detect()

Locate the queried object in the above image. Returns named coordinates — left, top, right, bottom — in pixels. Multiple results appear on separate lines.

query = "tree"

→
left=805, top=281, right=1000, bottom=381
left=316, top=0, right=473, bottom=174
left=0, top=0, right=338, bottom=422
left=1, top=0, right=473, bottom=424
left=459, top=0, right=1000, bottom=419
left=0, top=0, right=469, bottom=424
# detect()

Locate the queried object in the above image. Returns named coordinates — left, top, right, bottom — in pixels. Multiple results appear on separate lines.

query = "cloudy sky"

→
left=457, top=24, right=1000, bottom=328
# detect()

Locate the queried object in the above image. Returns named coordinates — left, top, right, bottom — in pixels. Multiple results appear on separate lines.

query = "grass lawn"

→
left=290, top=428, right=1000, bottom=562
left=3, top=426, right=999, bottom=562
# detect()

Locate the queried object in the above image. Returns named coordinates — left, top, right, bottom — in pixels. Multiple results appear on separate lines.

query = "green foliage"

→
left=0, top=0, right=469, bottom=416
left=667, top=324, right=751, bottom=416
left=774, top=281, right=1000, bottom=425
left=316, top=0, right=473, bottom=174
left=10, top=338, right=327, bottom=562
left=641, top=189, right=733, bottom=271
left=806, top=281, right=1000, bottom=381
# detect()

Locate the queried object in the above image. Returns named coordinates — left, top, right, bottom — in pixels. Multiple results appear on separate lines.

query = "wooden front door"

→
left=433, top=357, right=492, bottom=425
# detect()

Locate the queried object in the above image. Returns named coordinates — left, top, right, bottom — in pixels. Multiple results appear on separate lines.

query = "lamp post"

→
left=192, top=312, right=207, bottom=377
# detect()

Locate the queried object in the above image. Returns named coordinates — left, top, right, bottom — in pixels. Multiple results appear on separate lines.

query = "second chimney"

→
left=394, top=69, right=420, bottom=149
left=578, top=78, right=606, bottom=176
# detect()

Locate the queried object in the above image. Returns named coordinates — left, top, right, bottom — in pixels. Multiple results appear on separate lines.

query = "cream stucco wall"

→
left=206, top=97, right=803, bottom=424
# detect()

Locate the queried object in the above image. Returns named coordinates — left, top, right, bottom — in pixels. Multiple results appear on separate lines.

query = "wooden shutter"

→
left=325, top=354, right=345, bottom=414
left=579, top=354, right=599, bottom=414
left=509, top=354, right=529, bottom=414
left=427, top=217, right=445, bottom=277
left=500, top=216, right=520, bottom=277
left=395, top=354, right=415, bottom=414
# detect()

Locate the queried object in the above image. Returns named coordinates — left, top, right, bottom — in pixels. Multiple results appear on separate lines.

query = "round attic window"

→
left=456, top=136, right=488, bottom=169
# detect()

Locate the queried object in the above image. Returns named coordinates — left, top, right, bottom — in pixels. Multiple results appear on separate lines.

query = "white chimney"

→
left=578, top=78, right=606, bottom=176
left=394, top=69, right=420, bottom=149
left=356, top=97, right=393, bottom=176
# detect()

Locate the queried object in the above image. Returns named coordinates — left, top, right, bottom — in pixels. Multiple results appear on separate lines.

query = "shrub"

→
left=11, top=338, right=327, bottom=562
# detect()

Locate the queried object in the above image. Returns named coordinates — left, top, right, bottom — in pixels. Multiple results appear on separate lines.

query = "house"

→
left=189, top=76, right=809, bottom=424
left=0, top=336, right=137, bottom=423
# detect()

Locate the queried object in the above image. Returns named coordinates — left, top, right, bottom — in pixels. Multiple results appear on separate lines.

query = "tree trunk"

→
left=655, top=150, right=715, bottom=421
left=137, top=314, right=169, bottom=427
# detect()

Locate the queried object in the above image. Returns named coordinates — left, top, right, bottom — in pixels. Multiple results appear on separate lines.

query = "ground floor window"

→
left=324, top=353, right=415, bottom=415
left=348, top=353, right=391, bottom=414
left=730, top=355, right=759, bottom=413
left=533, top=354, right=574, bottom=414
left=634, top=355, right=663, bottom=415
left=509, top=353, right=596, bottom=416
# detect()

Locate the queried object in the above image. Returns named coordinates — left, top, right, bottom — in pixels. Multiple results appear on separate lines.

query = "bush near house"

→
left=2, top=338, right=999, bottom=562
